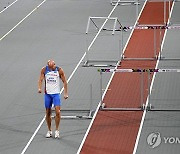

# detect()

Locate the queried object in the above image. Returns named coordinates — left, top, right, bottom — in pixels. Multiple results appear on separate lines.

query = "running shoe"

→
left=46, top=131, right=52, bottom=138
left=55, top=130, right=60, bottom=138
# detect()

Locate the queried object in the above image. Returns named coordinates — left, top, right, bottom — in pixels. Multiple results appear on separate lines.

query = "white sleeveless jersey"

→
left=44, top=66, right=60, bottom=94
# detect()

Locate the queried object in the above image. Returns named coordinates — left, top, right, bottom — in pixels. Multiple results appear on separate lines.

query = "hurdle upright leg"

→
left=147, top=71, right=151, bottom=110
left=136, top=0, right=139, bottom=24
left=154, top=28, right=157, bottom=59
left=159, top=27, right=162, bottom=59
left=100, top=71, right=103, bottom=105
left=164, top=0, right=166, bottom=25
left=121, top=29, right=124, bottom=59
left=140, top=72, right=144, bottom=109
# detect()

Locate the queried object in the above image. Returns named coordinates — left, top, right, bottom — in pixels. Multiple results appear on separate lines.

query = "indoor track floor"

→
left=0, top=0, right=179, bottom=154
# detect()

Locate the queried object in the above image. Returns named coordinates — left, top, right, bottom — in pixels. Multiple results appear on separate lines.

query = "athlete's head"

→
left=47, top=59, right=56, bottom=70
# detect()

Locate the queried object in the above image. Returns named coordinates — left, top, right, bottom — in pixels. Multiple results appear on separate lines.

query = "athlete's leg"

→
left=53, top=94, right=61, bottom=131
left=44, top=94, right=53, bottom=131
left=46, top=108, right=52, bottom=131
left=55, top=106, right=61, bottom=130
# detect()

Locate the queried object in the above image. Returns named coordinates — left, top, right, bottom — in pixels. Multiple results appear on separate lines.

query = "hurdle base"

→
left=51, top=108, right=94, bottom=119
left=146, top=104, right=180, bottom=111
left=100, top=103, right=145, bottom=111
left=61, top=109, right=91, bottom=112
left=123, top=57, right=157, bottom=61
left=51, top=115, right=93, bottom=119
left=148, top=109, right=180, bottom=112
left=100, top=107, right=144, bottom=111
left=160, top=57, right=180, bottom=61
left=147, top=105, right=180, bottom=112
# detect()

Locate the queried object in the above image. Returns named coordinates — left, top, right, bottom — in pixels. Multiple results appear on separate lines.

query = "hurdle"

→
left=103, top=24, right=166, bottom=61
left=110, top=0, right=140, bottom=6
left=104, top=24, right=180, bottom=61
left=84, top=16, right=124, bottom=67
left=124, top=24, right=166, bottom=61
left=163, top=0, right=172, bottom=25
left=110, top=0, right=140, bottom=22
left=51, top=84, right=95, bottom=119
left=145, top=68, right=180, bottom=111
left=98, top=68, right=147, bottom=111
left=86, top=16, right=124, bottom=35
left=98, top=68, right=180, bottom=112
left=110, top=0, right=172, bottom=25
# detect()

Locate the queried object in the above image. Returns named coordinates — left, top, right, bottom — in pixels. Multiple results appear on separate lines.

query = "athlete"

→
left=38, top=60, right=68, bottom=138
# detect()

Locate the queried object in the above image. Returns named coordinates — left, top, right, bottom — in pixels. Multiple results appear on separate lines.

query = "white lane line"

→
left=76, top=0, right=147, bottom=153
left=132, top=1, right=175, bottom=154
left=20, top=116, right=45, bottom=154
left=0, top=0, right=19, bottom=14
left=0, top=0, right=47, bottom=41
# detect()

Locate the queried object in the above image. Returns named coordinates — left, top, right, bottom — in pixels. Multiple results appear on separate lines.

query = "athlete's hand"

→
left=38, top=89, right=42, bottom=93
left=64, top=94, right=68, bottom=99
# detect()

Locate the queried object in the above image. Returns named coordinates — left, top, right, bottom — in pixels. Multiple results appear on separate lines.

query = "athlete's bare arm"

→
left=59, top=68, right=68, bottom=99
left=38, top=67, right=45, bottom=93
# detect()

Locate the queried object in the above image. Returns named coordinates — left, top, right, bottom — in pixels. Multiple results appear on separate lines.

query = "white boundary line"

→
left=0, top=0, right=47, bottom=41
left=76, top=0, right=147, bottom=153
left=132, top=1, right=175, bottom=154
left=0, top=0, right=19, bottom=14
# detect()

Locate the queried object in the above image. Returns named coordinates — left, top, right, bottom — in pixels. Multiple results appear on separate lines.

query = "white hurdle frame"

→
left=98, top=68, right=146, bottom=111
left=122, top=26, right=161, bottom=60
left=84, top=16, right=123, bottom=67
left=111, top=0, right=172, bottom=25
left=51, top=84, right=94, bottom=119
left=123, top=24, right=180, bottom=60
left=111, top=0, right=140, bottom=21
left=163, top=0, right=172, bottom=25
left=110, top=0, right=140, bottom=5
left=99, top=68, right=180, bottom=111
left=86, top=16, right=123, bottom=35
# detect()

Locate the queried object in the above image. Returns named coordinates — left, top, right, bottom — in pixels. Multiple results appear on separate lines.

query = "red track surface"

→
left=80, top=2, right=172, bottom=154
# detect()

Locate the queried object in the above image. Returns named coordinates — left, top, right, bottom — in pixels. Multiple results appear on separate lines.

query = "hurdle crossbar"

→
left=102, top=24, right=180, bottom=31
left=98, top=68, right=180, bottom=73
left=111, top=0, right=140, bottom=6
left=128, top=25, right=180, bottom=30
left=100, top=107, right=144, bottom=111
left=108, top=25, right=180, bottom=31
